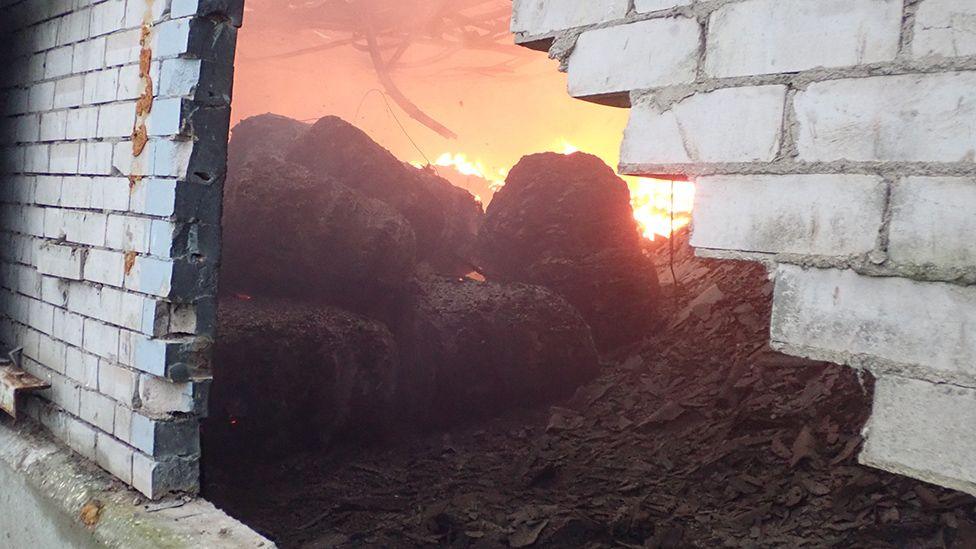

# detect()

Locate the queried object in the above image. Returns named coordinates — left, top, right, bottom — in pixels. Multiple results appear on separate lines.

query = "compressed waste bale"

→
left=477, top=152, right=663, bottom=351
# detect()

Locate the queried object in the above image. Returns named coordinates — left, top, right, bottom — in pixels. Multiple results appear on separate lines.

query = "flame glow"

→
left=418, top=143, right=695, bottom=241
left=432, top=152, right=508, bottom=190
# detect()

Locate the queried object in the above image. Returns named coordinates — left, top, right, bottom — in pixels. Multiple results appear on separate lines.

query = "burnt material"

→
left=286, top=116, right=484, bottom=275
left=220, top=156, right=416, bottom=317
left=207, top=298, right=401, bottom=458
left=397, top=273, right=600, bottom=425
left=226, top=113, right=309, bottom=171
left=477, top=152, right=663, bottom=351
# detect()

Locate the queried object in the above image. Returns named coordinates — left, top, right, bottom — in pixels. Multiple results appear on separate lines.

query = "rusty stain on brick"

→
left=124, top=251, right=138, bottom=276
left=132, top=23, right=154, bottom=158
left=132, top=124, right=149, bottom=157
left=128, top=174, right=143, bottom=194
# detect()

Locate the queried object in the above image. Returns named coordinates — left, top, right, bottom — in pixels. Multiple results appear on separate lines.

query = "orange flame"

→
left=417, top=141, right=694, bottom=240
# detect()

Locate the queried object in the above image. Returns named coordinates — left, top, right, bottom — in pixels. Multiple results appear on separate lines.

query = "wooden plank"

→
left=0, top=365, right=50, bottom=419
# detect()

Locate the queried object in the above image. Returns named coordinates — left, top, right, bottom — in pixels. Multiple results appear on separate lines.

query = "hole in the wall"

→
left=195, top=2, right=974, bottom=547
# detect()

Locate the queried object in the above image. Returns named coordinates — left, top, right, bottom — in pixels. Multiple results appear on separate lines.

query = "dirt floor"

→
left=203, top=231, right=976, bottom=548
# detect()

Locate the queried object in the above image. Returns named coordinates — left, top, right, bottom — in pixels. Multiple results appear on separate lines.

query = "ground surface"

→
left=204, top=232, right=976, bottom=548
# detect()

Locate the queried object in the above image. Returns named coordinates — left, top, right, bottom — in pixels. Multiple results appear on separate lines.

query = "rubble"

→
left=207, top=298, right=401, bottom=459
left=477, top=152, right=662, bottom=351
left=396, top=273, right=600, bottom=425
left=205, top=229, right=976, bottom=548
left=220, top=156, right=417, bottom=318
left=226, top=113, right=309, bottom=171
left=286, top=116, right=484, bottom=275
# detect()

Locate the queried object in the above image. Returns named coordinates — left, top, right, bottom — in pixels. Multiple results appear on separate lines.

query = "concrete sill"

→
left=0, top=418, right=273, bottom=549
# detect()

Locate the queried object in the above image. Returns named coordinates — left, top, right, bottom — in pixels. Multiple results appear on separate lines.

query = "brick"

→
left=34, top=175, right=62, bottom=205
left=49, top=372, right=81, bottom=414
left=129, top=414, right=200, bottom=457
left=54, top=308, right=85, bottom=348
left=98, top=361, right=137, bottom=405
left=105, top=214, right=151, bottom=253
left=705, top=0, right=901, bottom=78
left=795, top=72, right=976, bottom=162
left=152, top=18, right=193, bottom=58
left=105, top=28, right=142, bottom=66
left=97, top=101, right=137, bottom=138
left=511, top=0, right=628, bottom=36
left=82, top=67, right=119, bottom=104
left=84, top=248, right=126, bottom=286
left=622, top=85, right=786, bottom=165
left=129, top=178, right=176, bottom=216
left=59, top=210, right=107, bottom=246
left=57, top=8, right=90, bottom=45
left=81, top=389, right=116, bottom=433
left=49, top=142, right=80, bottom=173
left=861, top=376, right=976, bottom=497
left=635, top=0, right=691, bottom=12
left=690, top=175, right=886, bottom=256
left=771, top=265, right=976, bottom=386
left=90, top=0, right=126, bottom=38
left=147, top=98, right=183, bottom=136
left=132, top=453, right=199, bottom=499
left=139, top=374, right=197, bottom=414
left=79, top=142, right=114, bottom=175
left=158, top=58, right=200, bottom=97
left=888, top=177, right=976, bottom=270
left=65, top=106, right=98, bottom=140
left=27, top=81, right=56, bottom=112
left=36, top=242, right=85, bottom=280
left=95, top=432, right=133, bottom=484
left=83, top=318, right=120, bottom=362
left=912, top=0, right=976, bottom=58
left=65, top=347, right=98, bottom=388
left=567, top=18, right=699, bottom=98
left=53, top=75, right=85, bottom=108
left=39, top=110, right=67, bottom=142
left=44, top=45, right=75, bottom=79
left=126, top=256, right=173, bottom=297
left=89, top=177, right=131, bottom=211
left=60, top=175, right=94, bottom=208
left=65, top=415, right=98, bottom=461
left=72, top=37, right=106, bottom=74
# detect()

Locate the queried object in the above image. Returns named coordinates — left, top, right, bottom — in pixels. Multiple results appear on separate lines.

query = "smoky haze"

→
left=231, top=0, right=633, bottom=186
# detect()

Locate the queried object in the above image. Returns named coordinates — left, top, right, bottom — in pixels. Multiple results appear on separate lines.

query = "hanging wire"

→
left=300, top=88, right=435, bottom=168
left=669, top=178, right=681, bottom=304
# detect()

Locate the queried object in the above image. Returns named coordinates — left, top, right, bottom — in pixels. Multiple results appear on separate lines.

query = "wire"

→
left=669, top=178, right=680, bottom=302
left=300, top=88, right=435, bottom=168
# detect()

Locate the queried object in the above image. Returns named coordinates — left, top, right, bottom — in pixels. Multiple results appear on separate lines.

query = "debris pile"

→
left=205, top=228, right=976, bottom=548
left=477, top=152, right=662, bottom=351
left=211, top=115, right=663, bottom=450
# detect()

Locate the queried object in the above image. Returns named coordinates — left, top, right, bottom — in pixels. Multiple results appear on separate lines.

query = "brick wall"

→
left=0, top=0, right=241, bottom=499
left=514, top=0, right=976, bottom=496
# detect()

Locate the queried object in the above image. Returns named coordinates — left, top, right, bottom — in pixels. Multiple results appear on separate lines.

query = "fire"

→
left=626, top=177, right=695, bottom=240
left=431, top=153, right=507, bottom=190
left=417, top=144, right=694, bottom=240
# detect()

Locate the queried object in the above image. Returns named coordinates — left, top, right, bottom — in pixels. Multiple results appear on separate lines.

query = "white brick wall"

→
left=861, top=376, right=976, bottom=495
left=511, top=0, right=628, bottom=36
left=888, top=177, right=976, bottom=271
left=1, top=0, right=239, bottom=499
left=794, top=72, right=976, bottom=163
left=912, top=0, right=976, bottom=58
left=568, top=18, right=699, bottom=98
left=690, top=175, right=886, bottom=256
left=771, top=265, right=976, bottom=387
left=705, top=0, right=902, bottom=78
left=621, top=85, right=786, bottom=164
left=517, top=0, right=976, bottom=496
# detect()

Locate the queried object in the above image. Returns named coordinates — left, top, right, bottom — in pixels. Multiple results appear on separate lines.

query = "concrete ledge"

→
left=0, top=417, right=272, bottom=548
left=860, top=375, right=976, bottom=497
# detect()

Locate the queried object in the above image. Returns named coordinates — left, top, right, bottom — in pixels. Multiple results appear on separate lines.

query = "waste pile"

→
left=205, top=228, right=976, bottom=548
left=207, top=115, right=661, bottom=459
